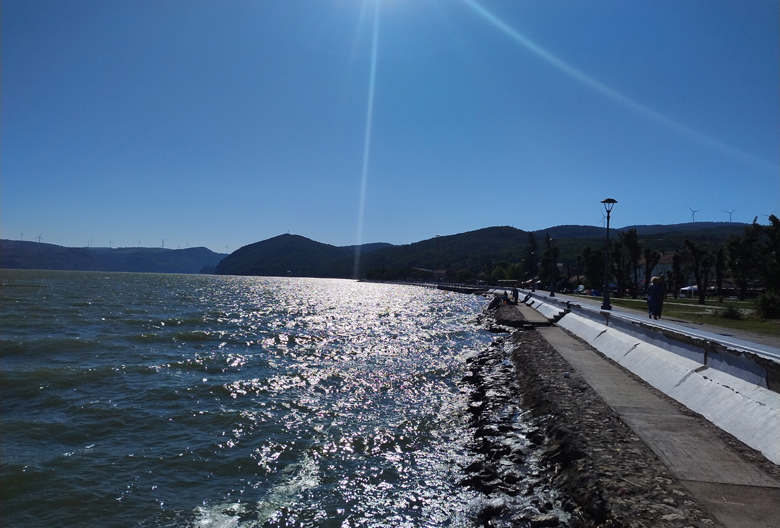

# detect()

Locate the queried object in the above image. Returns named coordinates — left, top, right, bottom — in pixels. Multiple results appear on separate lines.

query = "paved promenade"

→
left=538, top=324, right=779, bottom=528
left=492, top=288, right=780, bottom=528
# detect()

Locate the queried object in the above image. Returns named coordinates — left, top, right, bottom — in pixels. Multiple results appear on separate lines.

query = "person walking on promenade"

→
left=647, top=276, right=663, bottom=320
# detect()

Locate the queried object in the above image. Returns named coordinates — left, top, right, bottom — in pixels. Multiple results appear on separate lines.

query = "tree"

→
left=582, top=246, right=605, bottom=291
left=620, top=229, right=641, bottom=298
left=575, top=255, right=582, bottom=284
left=684, top=239, right=713, bottom=305
left=664, top=269, right=675, bottom=298
left=456, top=269, right=473, bottom=283
left=724, top=217, right=769, bottom=301
left=551, top=242, right=560, bottom=291
left=540, top=236, right=552, bottom=287
left=540, top=233, right=559, bottom=289
left=671, top=252, right=685, bottom=299
left=726, top=233, right=753, bottom=300
left=642, top=247, right=661, bottom=294
left=525, top=232, right=538, bottom=285
left=506, top=263, right=523, bottom=281
left=490, top=266, right=506, bottom=283
left=610, top=240, right=627, bottom=298
left=744, top=215, right=780, bottom=317
left=754, top=215, right=780, bottom=294
left=714, top=247, right=725, bottom=302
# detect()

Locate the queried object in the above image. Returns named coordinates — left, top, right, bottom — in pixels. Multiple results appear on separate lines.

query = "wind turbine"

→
left=224, top=244, right=230, bottom=253
left=20, top=231, right=25, bottom=241
left=36, top=233, right=43, bottom=243
left=687, top=206, right=701, bottom=223
left=161, top=238, right=166, bottom=248
left=723, top=208, right=738, bottom=222
left=599, top=211, right=606, bottom=227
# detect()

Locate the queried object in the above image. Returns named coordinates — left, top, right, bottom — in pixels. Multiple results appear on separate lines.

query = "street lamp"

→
left=549, top=238, right=556, bottom=297
left=521, top=258, right=526, bottom=288
left=601, top=198, right=617, bottom=310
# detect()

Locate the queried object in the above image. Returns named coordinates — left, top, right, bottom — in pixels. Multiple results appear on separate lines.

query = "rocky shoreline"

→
left=461, top=310, right=728, bottom=527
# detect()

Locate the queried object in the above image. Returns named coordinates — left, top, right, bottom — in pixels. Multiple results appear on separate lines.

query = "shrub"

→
left=717, top=306, right=743, bottom=320
left=754, top=292, right=780, bottom=319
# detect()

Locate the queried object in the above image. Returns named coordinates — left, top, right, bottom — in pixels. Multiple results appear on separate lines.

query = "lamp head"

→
left=601, top=198, right=617, bottom=213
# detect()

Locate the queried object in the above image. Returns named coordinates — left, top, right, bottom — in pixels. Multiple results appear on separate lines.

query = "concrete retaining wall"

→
left=486, top=289, right=780, bottom=462
left=524, top=297, right=567, bottom=322
left=521, top=291, right=779, bottom=390
left=555, top=311, right=780, bottom=465
left=487, top=289, right=780, bottom=463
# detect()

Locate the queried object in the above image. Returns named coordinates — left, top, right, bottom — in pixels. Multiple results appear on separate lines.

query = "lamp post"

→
left=549, top=238, right=556, bottom=297
left=522, top=258, right=526, bottom=288
left=601, top=198, right=617, bottom=310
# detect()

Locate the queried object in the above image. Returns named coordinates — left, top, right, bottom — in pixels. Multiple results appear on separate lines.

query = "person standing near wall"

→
left=647, top=276, right=663, bottom=320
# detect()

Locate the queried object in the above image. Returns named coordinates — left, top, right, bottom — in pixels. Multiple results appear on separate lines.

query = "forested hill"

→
left=214, top=228, right=534, bottom=278
left=539, top=222, right=748, bottom=240
left=215, top=223, right=748, bottom=280
left=214, top=234, right=392, bottom=277
left=536, top=223, right=749, bottom=263
left=353, top=226, right=529, bottom=275
left=0, top=240, right=227, bottom=274
left=361, top=223, right=748, bottom=275
left=2, top=222, right=749, bottom=278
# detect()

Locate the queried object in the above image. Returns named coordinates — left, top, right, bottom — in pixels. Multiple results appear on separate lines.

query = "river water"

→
left=1, top=270, right=494, bottom=527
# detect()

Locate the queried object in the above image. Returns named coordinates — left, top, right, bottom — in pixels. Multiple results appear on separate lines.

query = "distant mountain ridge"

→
left=1, top=222, right=748, bottom=277
left=534, top=222, right=747, bottom=240
left=214, top=234, right=392, bottom=277
left=0, top=240, right=227, bottom=274
left=214, top=222, right=749, bottom=279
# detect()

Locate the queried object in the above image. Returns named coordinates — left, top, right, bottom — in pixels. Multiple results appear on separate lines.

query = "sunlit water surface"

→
left=1, top=270, right=492, bottom=527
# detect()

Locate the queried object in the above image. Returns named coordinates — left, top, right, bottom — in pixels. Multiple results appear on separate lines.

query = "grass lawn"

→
left=607, top=297, right=780, bottom=337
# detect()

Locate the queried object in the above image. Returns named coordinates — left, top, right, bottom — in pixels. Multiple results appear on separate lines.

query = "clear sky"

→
left=2, top=0, right=778, bottom=253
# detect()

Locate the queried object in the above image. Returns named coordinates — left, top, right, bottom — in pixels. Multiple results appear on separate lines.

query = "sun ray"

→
left=353, top=0, right=381, bottom=279
left=461, top=0, right=777, bottom=173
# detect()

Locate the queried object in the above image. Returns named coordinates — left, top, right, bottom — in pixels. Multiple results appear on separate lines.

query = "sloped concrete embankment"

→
left=520, top=293, right=780, bottom=466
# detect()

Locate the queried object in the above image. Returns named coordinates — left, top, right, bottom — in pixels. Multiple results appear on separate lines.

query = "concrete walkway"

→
left=494, top=302, right=550, bottom=326
left=515, top=303, right=551, bottom=325
left=537, top=326, right=780, bottom=528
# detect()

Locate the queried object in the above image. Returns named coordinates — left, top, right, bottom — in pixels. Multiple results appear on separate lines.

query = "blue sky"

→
left=2, top=0, right=778, bottom=253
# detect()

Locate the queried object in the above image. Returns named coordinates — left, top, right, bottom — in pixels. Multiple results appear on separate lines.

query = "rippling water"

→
left=1, top=270, right=492, bottom=527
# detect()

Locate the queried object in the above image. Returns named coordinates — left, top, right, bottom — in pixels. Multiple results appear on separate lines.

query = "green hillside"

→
left=351, top=226, right=528, bottom=274
left=349, top=223, right=748, bottom=279
left=214, top=235, right=392, bottom=277
left=212, top=223, right=752, bottom=280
